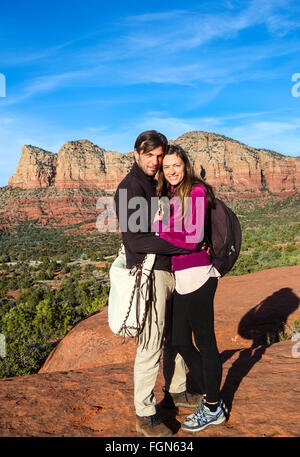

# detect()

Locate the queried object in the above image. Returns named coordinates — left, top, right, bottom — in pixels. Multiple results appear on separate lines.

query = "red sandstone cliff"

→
left=54, top=140, right=132, bottom=190
left=8, top=132, right=300, bottom=195
left=2, top=131, right=299, bottom=230
left=8, top=145, right=57, bottom=189
left=174, top=131, right=300, bottom=197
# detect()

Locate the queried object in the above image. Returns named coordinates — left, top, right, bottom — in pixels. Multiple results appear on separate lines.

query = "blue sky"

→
left=0, top=0, right=300, bottom=187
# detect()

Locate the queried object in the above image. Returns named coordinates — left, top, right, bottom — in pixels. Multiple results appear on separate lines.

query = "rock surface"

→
left=0, top=266, right=299, bottom=437
left=0, top=341, right=299, bottom=437
left=40, top=266, right=300, bottom=372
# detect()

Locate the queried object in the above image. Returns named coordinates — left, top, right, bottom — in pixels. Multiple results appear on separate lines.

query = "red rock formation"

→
left=40, top=265, right=300, bottom=372
left=0, top=266, right=299, bottom=437
left=8, top=145, right=57, bottom=189
left=0, top=188, right=106, bottom=230
left=174, top=131, right=300, bottom=197
left=54, top=140, right=132, bottom=190
left=8, top=133, right=300, bottom=195
left=3, top=132, right=299, bottom=230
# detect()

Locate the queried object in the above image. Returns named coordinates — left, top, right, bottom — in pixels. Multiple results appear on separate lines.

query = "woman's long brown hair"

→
left=156, top=144, right=215, bottom=216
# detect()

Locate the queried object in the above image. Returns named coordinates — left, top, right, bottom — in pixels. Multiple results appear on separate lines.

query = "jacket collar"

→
left=131, top=161, right=158, bottom=186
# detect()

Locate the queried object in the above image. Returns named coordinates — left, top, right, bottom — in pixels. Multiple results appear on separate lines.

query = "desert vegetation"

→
left=0, top=196, right=299, bottom=378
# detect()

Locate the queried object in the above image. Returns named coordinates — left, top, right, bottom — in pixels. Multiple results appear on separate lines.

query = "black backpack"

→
left=205, top=198, right=242, bottom=277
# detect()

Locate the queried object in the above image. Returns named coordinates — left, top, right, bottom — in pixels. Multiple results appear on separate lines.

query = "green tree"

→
left=80, top=295, right=108, bottom=316
left=33, top=298, right=76, bottom=338
left=0, top=301, right=47, bottom=377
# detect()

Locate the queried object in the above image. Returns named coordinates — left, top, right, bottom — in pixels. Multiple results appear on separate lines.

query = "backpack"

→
left=205, top=198, right=242, bottom=277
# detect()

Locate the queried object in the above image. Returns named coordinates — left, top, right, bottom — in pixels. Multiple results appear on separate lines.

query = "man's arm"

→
left=127, top=230, right=193, bottom=255
left=114, top=183, right=192, bottom=255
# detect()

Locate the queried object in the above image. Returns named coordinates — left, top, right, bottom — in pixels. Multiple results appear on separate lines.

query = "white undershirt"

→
left=174, top=264, right=221, bottom=295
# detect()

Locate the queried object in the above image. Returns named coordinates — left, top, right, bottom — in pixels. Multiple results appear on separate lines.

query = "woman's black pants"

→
left=172, top=277, right=222, bottom=403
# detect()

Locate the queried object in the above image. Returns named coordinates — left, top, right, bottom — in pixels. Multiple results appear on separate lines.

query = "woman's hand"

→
left=153, top=208, right=163, bottom=223
left=153, top=201, right=164, bottom=223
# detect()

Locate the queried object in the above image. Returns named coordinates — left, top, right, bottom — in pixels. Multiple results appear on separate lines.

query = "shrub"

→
left=79, top=295, right=108, bottom=317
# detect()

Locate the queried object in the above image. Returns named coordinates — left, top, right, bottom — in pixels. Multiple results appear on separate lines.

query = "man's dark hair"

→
left=134, top=130, right=168, bottom=155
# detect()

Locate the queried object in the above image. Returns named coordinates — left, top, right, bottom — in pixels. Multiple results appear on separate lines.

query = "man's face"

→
left=134, top=145, right=164, bottom=177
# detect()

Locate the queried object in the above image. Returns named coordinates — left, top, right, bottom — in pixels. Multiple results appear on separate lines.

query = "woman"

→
left=152, top=144, right=227, bottom=433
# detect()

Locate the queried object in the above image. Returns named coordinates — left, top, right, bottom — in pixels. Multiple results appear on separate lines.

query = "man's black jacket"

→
left=114, top=161, right=191, bottom=271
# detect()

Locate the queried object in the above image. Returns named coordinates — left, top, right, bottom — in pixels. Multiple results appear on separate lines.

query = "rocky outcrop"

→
left=54, top=140, right=132, bottom=190
left=8, top=133, right=300, bottom=196
left=0, top=266, right=299, bottom=437
left=8, top=145, right=57, bottom=189
left=40, top=265, right=300, bottom=372
left=174, top=131, right=300, bottom=197
left=3, top=132, right=299, bottom=230
left=0, top=187, right=105, bottom=231
left=8, top=140, right=132, bottom=191
left=0, top=342, right=298, bottom=437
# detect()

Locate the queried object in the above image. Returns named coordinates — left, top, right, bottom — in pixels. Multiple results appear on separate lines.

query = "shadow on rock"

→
left=221, top=287, right=299, bottom=413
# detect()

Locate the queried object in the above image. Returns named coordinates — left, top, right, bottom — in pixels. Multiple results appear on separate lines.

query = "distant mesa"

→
left=7, top=132, right=300, bottom=195
left=8, top=140, right=133, bottom=191
left=1, top=131, right=299, bottom=231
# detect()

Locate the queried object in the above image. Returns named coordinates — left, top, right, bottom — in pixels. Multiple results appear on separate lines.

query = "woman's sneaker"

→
left=181, top=399, right=227, bottom=433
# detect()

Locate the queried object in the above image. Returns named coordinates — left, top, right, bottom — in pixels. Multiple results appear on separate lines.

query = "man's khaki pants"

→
left=134, top=270, right=187, bottom=417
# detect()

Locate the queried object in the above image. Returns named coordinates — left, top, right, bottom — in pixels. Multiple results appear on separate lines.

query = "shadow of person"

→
left=220, top=287, right=299, bottom=414
left=200, top=166, right=206, bottom=180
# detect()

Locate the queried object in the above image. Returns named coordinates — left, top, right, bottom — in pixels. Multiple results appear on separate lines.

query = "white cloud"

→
left=0, top=66, right=105, bottom=106
left=1, top=0, right=299, bottom=107
left=117, top=0, right=299, bottom=56
left=220, top=119, right=300, bottom=155
left=134, top=113, right=300, bottom=156
left=2, top=38, right=79, bottom=67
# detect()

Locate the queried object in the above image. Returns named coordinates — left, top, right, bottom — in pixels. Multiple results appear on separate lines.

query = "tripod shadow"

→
left=220, top=287, right=299, bottom=413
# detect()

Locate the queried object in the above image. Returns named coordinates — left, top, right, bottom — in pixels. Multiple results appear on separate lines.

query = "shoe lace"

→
left=194, top=399, right=222, bottom=420
left=193, top=399, right=206, bottom=417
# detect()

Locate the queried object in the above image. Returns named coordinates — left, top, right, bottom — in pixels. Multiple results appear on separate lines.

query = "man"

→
left=114, top=130, right=202, bottom=437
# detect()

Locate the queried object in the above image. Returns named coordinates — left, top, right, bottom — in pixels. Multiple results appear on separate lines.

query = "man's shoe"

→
left=162, top=388, right=203, bottom=409
left=181, top=399, right=227, bottom=433
left=136, top=412, right=172, bottom=437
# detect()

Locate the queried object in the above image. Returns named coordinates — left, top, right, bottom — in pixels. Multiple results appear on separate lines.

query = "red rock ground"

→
left=0, top=266, right=299, bottom=437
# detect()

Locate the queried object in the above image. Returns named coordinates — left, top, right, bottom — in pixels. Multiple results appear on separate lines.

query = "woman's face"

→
left=162, top=153, right=185, bottom=186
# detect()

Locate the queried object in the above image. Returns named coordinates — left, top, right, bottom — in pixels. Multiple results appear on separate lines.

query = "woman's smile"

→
left=163, top=154, right=185, bottom=186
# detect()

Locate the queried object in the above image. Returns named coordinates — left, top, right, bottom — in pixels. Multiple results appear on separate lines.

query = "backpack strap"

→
left=203, top=204, right=215, bottom=259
